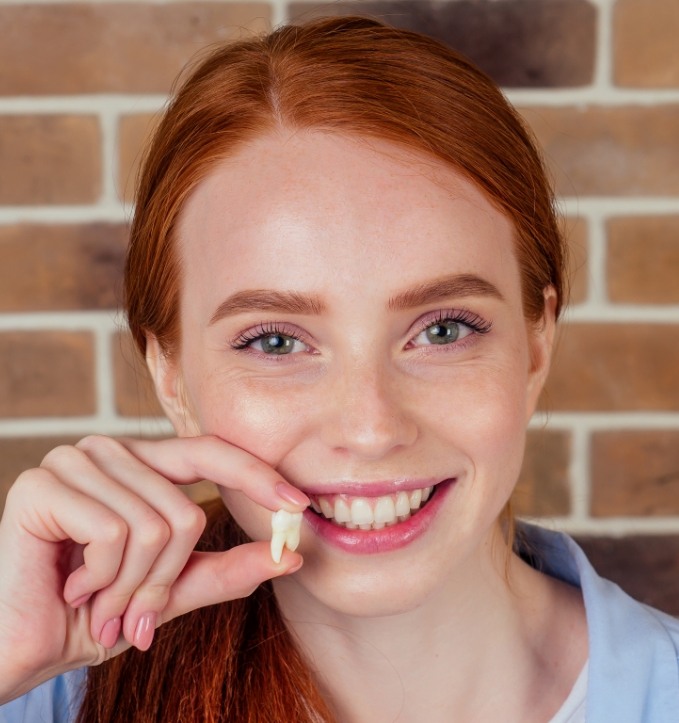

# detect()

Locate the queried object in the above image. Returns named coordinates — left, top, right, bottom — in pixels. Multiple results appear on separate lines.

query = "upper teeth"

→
left=270, top=509, right=303, bottom=563
left=310, top=487, right=433, bottom=530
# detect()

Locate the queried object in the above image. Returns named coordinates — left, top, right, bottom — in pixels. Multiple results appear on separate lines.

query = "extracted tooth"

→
left=409, top=488, right=422, bottom=510
left=395, top=491, right=410, bottom=517
left=270, top=510, right=303, bottom=563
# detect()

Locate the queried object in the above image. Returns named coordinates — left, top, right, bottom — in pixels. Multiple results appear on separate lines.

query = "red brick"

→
left=606, top=216, right=679, bottom=304
left=290, top=0, right=596, bottom=87
left=514, top=429, right=571, bottom=516
left=0, top=4, right=270, bottom=95
left=591, top=430, right=679, bottom=516
left=576, top=535, right=679, bottom=615
left=113, top=332, right=165, bottom=418
left=521, top=106, right=679, bottom=196
left=614, top=0, right=679, bottom=87
left=543, top=324, right=679, bottom=411
left=0, top=116, right=101, bottom=205
left=565, top=217, right=588, bottom=305
left=0, top=332, right=95, bottom=417
left=118, top=114, right=161, bottom=203
left=0, top=224, right=127, bottom=311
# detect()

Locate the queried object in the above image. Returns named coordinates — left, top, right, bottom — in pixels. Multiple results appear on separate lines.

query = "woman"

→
left=0, top=16, right=677, bottom=723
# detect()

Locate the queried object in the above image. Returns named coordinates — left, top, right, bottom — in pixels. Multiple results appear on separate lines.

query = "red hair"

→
left=80, top=16, right=567, bottom=721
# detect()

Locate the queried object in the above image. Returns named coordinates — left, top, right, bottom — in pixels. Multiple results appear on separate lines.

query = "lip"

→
left=303, top=478, right=456, bottom=554
left=299, top=477, right=443, bottom=497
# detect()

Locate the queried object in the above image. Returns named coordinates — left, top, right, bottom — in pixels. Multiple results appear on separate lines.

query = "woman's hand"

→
left=0, top=435, right=308, bottom=705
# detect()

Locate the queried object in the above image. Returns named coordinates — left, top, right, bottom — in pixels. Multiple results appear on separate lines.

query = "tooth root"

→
left=271, top=530, right=287, bottom=564
left=409, top=488, right=422, bottom=510
left=286, top=524, right=301, bottom=552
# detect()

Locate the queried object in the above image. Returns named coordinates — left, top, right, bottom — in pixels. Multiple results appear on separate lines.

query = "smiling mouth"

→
left=308, top=485, right=436, bottom=531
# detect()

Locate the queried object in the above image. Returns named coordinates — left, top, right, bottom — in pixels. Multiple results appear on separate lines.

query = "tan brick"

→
left=113, top=332, right=165, bottom=418
left=514, top=429, right=571, bottom=516
left=0, top=4, right=270, bottom=95
left=606, top=216, right=679, bottom=304
left=118, top=114, right=161, bottom=203
left=614, top=0, right=679, bottom=87
left=0, top=224, right=127, bottom=311
left=542, top=324, right=679, bottom=411
left=290, top=0, right=596, bottom=87
left=591, top=430, right=679, bottom=516
left=521, top=106, right=679, bottom=196
left=0, top=116, right=101, bottom=205
left=0, top=332, right=95, bottom=417
left=577, top=534, right=679, bottom=615
left=564, top=216, right=588, bottom=305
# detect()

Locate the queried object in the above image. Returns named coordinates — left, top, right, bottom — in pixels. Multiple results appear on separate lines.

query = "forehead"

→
left=175, top=130, right=520, bottom=303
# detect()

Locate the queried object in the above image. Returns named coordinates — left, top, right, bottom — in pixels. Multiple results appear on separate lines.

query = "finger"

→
left=160, top=541, right=302, bottom=623
left=112, top=436, right=310, bottom=511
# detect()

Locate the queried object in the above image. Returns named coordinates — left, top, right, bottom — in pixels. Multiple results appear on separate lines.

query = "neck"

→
left=272, top=528, right=587, bottom=723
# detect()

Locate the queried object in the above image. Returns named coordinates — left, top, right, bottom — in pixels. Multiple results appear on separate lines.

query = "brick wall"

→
left=1, top=0, right=678, bottom=612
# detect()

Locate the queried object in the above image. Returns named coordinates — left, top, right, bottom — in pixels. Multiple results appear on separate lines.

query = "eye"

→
left=409, top=310, right=492, bottom=348
left=231, top=323, right=312, bottom=356
left=249, top=332, right=308, bottom=355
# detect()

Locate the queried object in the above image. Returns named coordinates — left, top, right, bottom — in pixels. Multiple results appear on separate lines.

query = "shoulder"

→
left=0, top=668, right=86, bottom=723
left=519, top=523, right=679, bottom=722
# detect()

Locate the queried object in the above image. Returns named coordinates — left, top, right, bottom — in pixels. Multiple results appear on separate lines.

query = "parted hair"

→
left=79, top=15, right=567, bottom=722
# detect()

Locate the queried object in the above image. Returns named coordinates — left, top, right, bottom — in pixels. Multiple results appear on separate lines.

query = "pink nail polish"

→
left=99, top=617, right=121, bottom=649
left=134, top=612, right=157, bottom=651
left=276, top=483, right=309, bottom=508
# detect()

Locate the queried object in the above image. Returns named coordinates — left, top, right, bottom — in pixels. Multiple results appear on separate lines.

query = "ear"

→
left=525, top=286, right=558, bottom=420
left=145, top=335, right=197, bottom=436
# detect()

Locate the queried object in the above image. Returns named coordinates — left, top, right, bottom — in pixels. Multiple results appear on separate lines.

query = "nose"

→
left=320, top=360, right=418, bottom=461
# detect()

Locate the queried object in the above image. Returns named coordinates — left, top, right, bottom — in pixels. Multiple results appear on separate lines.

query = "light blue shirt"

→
left=2, top=525, right=678, bottom=721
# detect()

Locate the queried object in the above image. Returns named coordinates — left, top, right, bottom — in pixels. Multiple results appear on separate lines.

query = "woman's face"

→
left=153, top=130, right=555, bottom=618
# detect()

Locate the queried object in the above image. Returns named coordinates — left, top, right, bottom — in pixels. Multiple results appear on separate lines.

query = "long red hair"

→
left=79, top=15, right=567, bottom=721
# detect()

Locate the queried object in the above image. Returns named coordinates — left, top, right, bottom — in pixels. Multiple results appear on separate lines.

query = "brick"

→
left=290, top=0, right=596, bottom=87
left=564, top=217, right=588, bottom=305
left=0, top=435, right=78, bottom=509
left=514, top=429, right=571, bottom=516
left=0, top=224, right=127, bottom=311
left=576, top=535, right=679, bottom=616
left=0, top=332, right=95, bottom=417
left=614, top=0, right=679, bottom=87
left=520, top=106, right=679, bottom=196
left=0, top=116, right=101, bottom=205
left=542, top=324, right=679, bottom=411
left=113, top=332, right=165, bottom=418
left=606, top=216, right=679, bottom=304
left=118, top=114, right=161, bottom=203
left=591, top=430, right=679, bottom=516
left=0, top=4, right=270, bottom=95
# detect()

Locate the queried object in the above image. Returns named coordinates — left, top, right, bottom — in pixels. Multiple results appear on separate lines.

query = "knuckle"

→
left=41, top=444, right=81, bottom=470
left=173, top=502, right=207, bottom=538
left=136, top=516, right=171, bottom=550
left=98, top=516, right=128, bottom=546
left=7, top=468, right=56, bottom=506
left=76, top=434, right=124, bottom=458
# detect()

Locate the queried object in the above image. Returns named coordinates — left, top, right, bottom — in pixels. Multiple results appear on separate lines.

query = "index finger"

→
left=108, top=435, right=309, bottom=512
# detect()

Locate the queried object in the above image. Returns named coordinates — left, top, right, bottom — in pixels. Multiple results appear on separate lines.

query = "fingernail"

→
left=69, top=592, right=91, bottom=609
left=134, top=612, right=157, bottom=651
left=276, top=483, right=309, bottom=508
left=99, top=617, right=121, bottom=649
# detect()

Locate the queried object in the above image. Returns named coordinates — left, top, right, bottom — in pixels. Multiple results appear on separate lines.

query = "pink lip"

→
left=303, top=478, right=456, bottom=554
left=299, top=478, right=443, bottom=497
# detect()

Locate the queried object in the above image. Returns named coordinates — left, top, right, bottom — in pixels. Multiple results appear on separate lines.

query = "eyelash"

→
left=230, top=309, right=492, bottom=354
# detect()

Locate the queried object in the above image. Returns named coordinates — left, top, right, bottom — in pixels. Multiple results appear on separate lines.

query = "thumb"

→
left=160, top=541, right=302, bottom=621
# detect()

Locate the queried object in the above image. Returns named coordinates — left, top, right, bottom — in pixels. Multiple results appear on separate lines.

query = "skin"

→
left=147, top=130, right=588, bottom=721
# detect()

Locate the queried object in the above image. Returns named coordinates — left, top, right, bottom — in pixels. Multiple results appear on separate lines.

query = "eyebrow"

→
left=209, top=289, right=326, bottom=325
left=388, top=273, right=504, bottom=311
left=208, top=273, right=503, bottom=325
